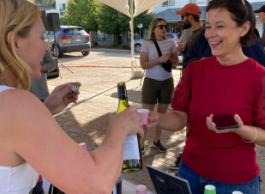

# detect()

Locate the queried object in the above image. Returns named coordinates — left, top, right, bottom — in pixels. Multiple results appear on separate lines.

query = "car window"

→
left=63, top=28, right=87, bottom=35
left=167, top=34, right=174, bottom=38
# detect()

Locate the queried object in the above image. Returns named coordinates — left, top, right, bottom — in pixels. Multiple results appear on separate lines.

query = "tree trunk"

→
left=122, top=31, right=128, bottom=45
left=113, top=34, right=118, bottom=44
left=90, top=31, right=96, bottom=47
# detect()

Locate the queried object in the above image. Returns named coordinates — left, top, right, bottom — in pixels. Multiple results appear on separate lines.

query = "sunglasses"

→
left=156, top=25, right=168, bottom=29
left=181, top=14, right=190, bottom=20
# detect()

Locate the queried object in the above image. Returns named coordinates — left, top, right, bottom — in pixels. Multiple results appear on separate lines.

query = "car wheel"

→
left=53, top=44, right=63, bottom=58
left=81, top=51, right=90, bottom=56
left=135, top=44, right=141, bottom=52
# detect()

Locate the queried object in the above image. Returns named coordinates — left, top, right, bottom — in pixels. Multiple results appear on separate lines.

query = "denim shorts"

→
left=177, top=160, right=261, bottom=194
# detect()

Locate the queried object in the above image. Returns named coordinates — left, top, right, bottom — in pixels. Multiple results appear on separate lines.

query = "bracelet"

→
left=242, top=126, right=257, bottom=144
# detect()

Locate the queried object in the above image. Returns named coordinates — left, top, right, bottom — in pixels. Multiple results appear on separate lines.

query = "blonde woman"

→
left=0, top=0, right=143, bottom=193
left=140, top=18, right=179, bottom=153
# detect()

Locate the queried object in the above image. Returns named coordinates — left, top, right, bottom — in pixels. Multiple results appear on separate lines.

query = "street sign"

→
left=137, top=23, right=143, bottom=28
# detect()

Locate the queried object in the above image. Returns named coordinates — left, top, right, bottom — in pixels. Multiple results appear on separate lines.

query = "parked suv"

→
left=44, top=26, right=91, bottom=58
left=133, top=32, right=180, bottom=52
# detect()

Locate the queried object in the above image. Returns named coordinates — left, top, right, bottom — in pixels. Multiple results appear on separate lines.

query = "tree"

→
left=133, top=10, right=154, bottom=38
left=62, top=0, right=100, bottom=33
left=96, top=4, right=130, bottom=44
left=97, top=2, right=154, bottom=44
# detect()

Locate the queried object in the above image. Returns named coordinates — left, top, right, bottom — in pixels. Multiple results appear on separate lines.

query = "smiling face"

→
left=205, top=8, right=249, bottom=59
left=15, top=17, right=49, bottom=80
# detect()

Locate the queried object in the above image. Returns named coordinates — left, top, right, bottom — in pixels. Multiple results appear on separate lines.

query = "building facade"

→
left=153, top=0, right=265, bottom=37
left=56, top=0, right=69, bottom=17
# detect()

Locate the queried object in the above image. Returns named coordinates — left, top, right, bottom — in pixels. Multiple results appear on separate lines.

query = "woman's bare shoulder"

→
left=0, top=88, right=43, bottom=111
left=0, top=88, right=51, bottom=133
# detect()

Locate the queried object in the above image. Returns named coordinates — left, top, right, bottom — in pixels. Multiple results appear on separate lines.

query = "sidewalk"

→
left=47, top=58, right=265, bottom=193
left=91, top=46, right=131, bottom=52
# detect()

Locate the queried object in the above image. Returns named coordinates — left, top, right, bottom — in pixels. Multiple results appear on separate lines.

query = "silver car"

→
left=133, top=32, right=180, bottom=53
left=44, top=26, right=91, bottom=58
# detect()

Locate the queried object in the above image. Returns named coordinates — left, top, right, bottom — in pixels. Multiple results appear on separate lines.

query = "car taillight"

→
left=85, top=35, right=90, bottom=39
left=59, top=35, right=71, bottom=39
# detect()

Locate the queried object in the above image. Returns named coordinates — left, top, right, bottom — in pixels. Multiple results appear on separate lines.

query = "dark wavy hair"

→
left=206, top=0, right=257, bottom=46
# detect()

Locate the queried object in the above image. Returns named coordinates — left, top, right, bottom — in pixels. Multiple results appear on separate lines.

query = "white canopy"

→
left=96, top=0, right=168, bottom=17
left=96, top=0, right=167, bottom=77
left=134, top=0, right=168, bottom=17
left=96, top=0, right=130, bottom=17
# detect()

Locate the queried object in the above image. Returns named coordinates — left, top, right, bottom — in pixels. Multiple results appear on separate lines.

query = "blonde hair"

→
left=147, top=18, right=168, bottom=42
left=0, top=0, right=41, bottom=90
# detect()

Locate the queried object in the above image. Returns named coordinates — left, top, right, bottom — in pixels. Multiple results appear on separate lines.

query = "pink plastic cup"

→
left=79, top=142, right=87, bottom=151
left=135, top=185, right=147, bottom=194
left=181, top=43, right=186, bottom=49
left=137, top=109, right=149, bottom=125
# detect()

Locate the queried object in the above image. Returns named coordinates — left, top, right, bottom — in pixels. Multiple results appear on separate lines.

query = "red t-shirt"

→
left=172, top=56, right=265, bottom=184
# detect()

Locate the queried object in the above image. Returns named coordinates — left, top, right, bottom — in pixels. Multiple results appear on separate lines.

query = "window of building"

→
left=190, top=0, right=207, bottom=3
left=162, top=0, right=175, bottom=6
left=192, top=0, right=207, bottom=3
left=59, top=2, right=66, bottom=17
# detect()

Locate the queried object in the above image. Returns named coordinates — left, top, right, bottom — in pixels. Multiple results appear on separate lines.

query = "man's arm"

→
left=183, top=30, right=212, bottom=70
left=242, top=39, right=265, bottom=67
left=41, top=51, right=56, bottom=73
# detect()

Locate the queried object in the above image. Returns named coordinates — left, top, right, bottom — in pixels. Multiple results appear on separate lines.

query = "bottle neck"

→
left=117, top=98, right=129, bottom=113
left=117, top=85, right=129, bottom=113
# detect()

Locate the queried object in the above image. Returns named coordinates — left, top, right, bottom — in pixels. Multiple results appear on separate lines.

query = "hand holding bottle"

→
left=109, top=106, right=144, bottom=139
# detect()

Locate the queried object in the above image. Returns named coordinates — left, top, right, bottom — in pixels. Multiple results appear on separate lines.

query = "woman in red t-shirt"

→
left=148, top=0, right=264, bottom=193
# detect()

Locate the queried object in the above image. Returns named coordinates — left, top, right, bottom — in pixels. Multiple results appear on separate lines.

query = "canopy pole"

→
left=130, top=0, right=135, bottom=78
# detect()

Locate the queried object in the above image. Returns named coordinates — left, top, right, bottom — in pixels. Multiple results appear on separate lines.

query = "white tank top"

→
left=0, top=85, right=39, bottom=194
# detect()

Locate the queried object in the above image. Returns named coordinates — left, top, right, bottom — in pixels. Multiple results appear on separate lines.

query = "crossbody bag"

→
left=153, top=41, right=172, bottom=72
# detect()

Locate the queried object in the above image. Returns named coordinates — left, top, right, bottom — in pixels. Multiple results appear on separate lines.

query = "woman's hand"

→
left=206, top=114, right=244, bottom=134
left=109, top=107, right=144, bottom=139
left=144, top=111, right=160, bottom=130
left=158, top=53, right=169, bottom=63
left=44, top=82, right=81, bottom=115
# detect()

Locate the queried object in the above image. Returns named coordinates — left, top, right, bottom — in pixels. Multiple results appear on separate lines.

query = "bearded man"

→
left=175, top=3, right=204, bottom=58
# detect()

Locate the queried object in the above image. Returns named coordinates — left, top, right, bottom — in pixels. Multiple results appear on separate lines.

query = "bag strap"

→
left=153, top=41, right=162, bottom=57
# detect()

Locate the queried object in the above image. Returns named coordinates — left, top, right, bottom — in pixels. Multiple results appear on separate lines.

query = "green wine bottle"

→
left=117, top=82, right=143, bottom=173
left=204, top=185, right=216, bottom=194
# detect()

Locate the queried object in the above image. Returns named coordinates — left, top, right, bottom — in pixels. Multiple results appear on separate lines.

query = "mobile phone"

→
left=212, top=114, right=239, bottom=130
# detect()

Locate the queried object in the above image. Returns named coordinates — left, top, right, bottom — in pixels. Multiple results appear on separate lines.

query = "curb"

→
left=91, top=47, right=132, bottom=52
